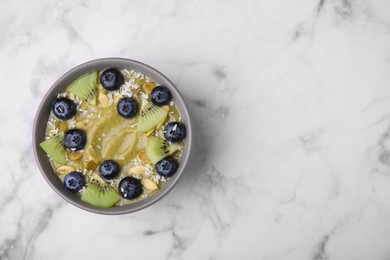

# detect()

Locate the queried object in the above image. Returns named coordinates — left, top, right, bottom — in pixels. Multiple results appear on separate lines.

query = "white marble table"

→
left=2, top=0, right=390, bottom=259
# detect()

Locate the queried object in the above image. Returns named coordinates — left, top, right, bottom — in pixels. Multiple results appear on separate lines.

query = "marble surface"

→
left=2, top=0, right=390, bottom=259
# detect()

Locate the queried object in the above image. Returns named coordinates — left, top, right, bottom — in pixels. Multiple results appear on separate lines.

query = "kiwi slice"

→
left=81, top=173, right=120, bottom=208
left=39, top=132, right=66, bottom=164
left=138, top=101, right=168, bottom=132
left=146, top=136, right=183, bottom=164
left=67, top=71, right=98, bottom=104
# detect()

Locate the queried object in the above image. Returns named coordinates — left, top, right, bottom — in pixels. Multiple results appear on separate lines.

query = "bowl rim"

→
left=32, top=57, right=192, bottom=215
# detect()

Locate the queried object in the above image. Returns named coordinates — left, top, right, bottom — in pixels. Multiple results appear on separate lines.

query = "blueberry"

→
left=164, top=122, right=186, bottom=142
left=117, top=97, right=139, bottom=118
left=99, top=68, right=123, bottom=91
left=118, top=177, right=143, bottom=199
left=150, top=86, right=172, bottom=106
left=64, top=129, right=87, bottom=151
left=99, top=160, right=120, bottom=179
left=52, top=97, right=77, bottom=120
left=155, top=157, right=178, bottom=177
left=64, top=171, right=85, bottom=192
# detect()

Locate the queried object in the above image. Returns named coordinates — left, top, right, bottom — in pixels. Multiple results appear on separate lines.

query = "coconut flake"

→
left=120, top=81, right=133, bottom=97
left=69, top=118, right=76, bottom=128
left=141, top=93, right=149, bottom=100
left=107, top=92, right=113, bottom=104
left=122, top=69, right=131, bottom=77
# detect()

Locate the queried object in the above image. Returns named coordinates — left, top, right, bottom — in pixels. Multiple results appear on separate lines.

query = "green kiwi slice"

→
left=67, top=71, right=98, bottom=103
left=81, top=173, right=121, bottom=208
left=138, top=101, right=168, bottom=132
left=146, top=136, right=183, bottom=164
left=39, top=132, right=66, bottom=164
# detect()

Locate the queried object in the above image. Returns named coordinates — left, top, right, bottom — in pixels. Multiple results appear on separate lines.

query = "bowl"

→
left=32, top=58, right=192, bottom=215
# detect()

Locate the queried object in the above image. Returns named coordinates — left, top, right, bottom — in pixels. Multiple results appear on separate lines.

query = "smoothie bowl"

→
left=33, top=58, right=192, bottom=214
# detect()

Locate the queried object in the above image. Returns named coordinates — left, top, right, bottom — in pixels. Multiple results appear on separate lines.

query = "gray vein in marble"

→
left=368, top=112, right=390, bottom=128
left=202, top=177, right=229, bottom=224
left=0, top=204, right=61, bottom=260
left=292, top=0, right=355, bottom=50
left=312, top=226, right=340, bottom=260
left=12, top=32, right=39, bottom=54
left=62, top=20, right=93, bottom=55
left=210, top=106, right=229, bottom=120
left=300, top=129, right=324, bottom=153
left=362, top=96, right=390, bottom=112
left=184, top=100, right=246, bottom=237
left=22, top=207, right=55, bottom=260
left=0, top=146, right=62, bottom=259
left=0, top=170, right=17, bottom=213
left=35, top=2, right=93, bottom=57
left=291, top=12, right=319, bottom=45
left=212, top=66, right=227, bottom=81
left=334, top=0, right=352, bottom=18
left=137, top=207, right=191, bottom=260
left=143, top=227, right=171, bottom=236
left=190, top=99, right=229, bottom=120
left=193, top=165, right=246, bottom=235
left=312, top=234, right=330, bottom=260
left=0, top=193, right=18, bottom=215
left=167, top=231, right=190, bottom=260
left=378, top=126, right=390, bottom=166
left=317, top=0, right=327, bottom=14
left=167, top=60, right=199, bottom=67
left=192, top=99, right=207, bottom=109
left=198, top=166, right=226, bottom=193
left=0, top=223, right=21, bottom=260
left=0, top=209, right=23, bottom=258
left=316, top=0, right=353, bottom=20
left=20, top=147, right=36, bottom=173
left=319, top=154, right=341, bottom=198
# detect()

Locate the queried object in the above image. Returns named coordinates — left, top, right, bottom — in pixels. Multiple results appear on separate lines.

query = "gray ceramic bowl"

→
left=33, top=58, right=192, bottom=215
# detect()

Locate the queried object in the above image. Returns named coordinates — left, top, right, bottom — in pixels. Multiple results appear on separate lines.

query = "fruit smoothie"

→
left=40, top=68, right=186, bottom=208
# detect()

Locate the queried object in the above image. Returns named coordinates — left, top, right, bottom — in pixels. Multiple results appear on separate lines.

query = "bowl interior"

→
left=33, top=58, right=192, bottom=214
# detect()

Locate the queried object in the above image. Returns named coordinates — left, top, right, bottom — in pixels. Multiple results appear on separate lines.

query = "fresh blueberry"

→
left=99, top=68, right=123, bottom=91
left=99, top=160, right=120, bottom=179
left=118, top=177, right=143, bottom=199
left=150, top=86, right=172, bottom=106
left=155, top=157, right=178, bottom=177
left=164, top=122, right=186, bottom=142
left=64, top=171, right=85, bottom=192
left=64, top=129, right=87, bottom=151
left=117, top=97, right=139, bottom=118
left=52, top=97, right=77, bottom=120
